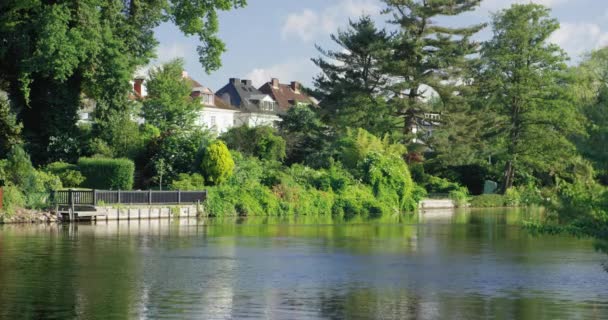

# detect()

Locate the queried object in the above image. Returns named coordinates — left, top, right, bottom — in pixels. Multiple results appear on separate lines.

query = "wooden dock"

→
left=53, top=189, right=207, bottom=221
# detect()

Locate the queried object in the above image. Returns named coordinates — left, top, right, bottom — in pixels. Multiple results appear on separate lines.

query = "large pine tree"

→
left=313, top=16, right=396, bottom=137
left=381, top=0, right=485, bottom=144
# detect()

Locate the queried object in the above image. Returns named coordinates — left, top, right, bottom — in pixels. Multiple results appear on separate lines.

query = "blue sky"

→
left=152, top=0, right=608, bottom=91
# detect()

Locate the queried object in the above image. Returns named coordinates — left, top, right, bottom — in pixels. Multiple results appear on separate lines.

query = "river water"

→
left=0, top=208, right=606, bottom=319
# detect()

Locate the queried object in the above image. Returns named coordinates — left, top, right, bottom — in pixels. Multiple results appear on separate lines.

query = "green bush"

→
left=201, top=141, right=235, bottom=185
left=221, top=126, right=286, bottom=161
left=449, top=189, right=470, bottom=207
left=2, top=185, right=25, bottom=216
left=45, top=162, right=85, bottom=187
left=359, top=152, right=416, bottom=212
left=78, top=157, right=135, bottom=190
left=332, top=185, right=391, bottom=218
left=504, top=187, right=521, bottom=207
left=1, top=146, right=62, bottom=209
left=170, top=173, right=205, bottom=190
left=336, top=128, right=406, bottom=170
left=424, top=175, right=464, bottom=194
left=470, top=194, right=506, bottom=208
left=146, top=129, right=213, bottom=184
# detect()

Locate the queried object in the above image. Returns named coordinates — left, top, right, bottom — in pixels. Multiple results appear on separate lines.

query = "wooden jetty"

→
left=53, top=189, right=207, bottom=221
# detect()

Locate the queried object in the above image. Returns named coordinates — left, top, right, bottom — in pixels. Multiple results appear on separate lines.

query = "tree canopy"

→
left=476, top=4, right=583, bottom=190
left=0, top=0, right=246, bottom=163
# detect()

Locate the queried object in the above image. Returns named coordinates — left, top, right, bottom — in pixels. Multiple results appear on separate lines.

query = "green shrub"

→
left=24, top=170, right=62, bottom=209
left=201, top=141, right=235, bottom=185
left=170, top=173, right=205, bottom=190
left=470, top=194, right=506, bottom=208
left=146, top=129, right=213, bottom=183
left=45, top=162, right=85, bottom=187
left=221, top=126, right=286, bottom=161
left=2, top=146, right=62, bottom=209
left=449, top=189, right=470, bottom=207
left=78, top=157, right=135, bottom=190
left=336, top=128, right=406, bottom=170
left=359, top=152, right=416, bottom=212
left=332, top=185, right=391, bottom=218
left=504, top=187, right=521, bottom=207
left=2, top=185, right=25, bottom=216
left=424, top=175, right=464, bottom=194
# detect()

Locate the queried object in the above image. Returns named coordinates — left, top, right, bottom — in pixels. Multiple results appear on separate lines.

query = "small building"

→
left=215, top=78, right=280, bottom=127
left=258, top=78, right=318, bottom=112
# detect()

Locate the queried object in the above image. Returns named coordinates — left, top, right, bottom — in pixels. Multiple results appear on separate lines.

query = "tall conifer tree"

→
left=381, top=0, right=485, bottom=144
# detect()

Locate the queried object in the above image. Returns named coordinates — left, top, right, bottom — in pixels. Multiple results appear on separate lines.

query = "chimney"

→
left=271, top=78, right=280, bottom=89
left=241, top=79, right=252, bottom=86
left=290, top=81, right=300, bottom=93
left=133, top=78, right=144, bottom=97
left=229, top=78, right=241, bottom=85
left=181, top=70, right=189, bottom=78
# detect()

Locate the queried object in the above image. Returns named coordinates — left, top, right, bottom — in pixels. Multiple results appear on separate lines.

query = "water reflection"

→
left=0, top=210, right=607, bottom=319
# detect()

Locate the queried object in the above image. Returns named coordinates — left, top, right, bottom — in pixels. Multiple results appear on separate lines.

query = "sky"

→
left=152, top=0, right=608, bottom=91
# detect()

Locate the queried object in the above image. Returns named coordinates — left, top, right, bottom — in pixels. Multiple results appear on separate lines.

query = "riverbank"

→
left=0, top=209, right=61, bottom=224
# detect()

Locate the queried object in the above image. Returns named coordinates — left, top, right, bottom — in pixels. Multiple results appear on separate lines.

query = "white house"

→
left=188, top=78, right=239, bottom=135
left=215, top=78, right=281, bottom=128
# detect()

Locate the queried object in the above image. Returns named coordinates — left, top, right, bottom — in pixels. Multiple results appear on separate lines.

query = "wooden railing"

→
left=52, top=189, right=207, bottom=206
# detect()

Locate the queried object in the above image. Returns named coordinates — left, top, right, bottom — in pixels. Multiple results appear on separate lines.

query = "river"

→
left=0, top=208, right=606, bottom=319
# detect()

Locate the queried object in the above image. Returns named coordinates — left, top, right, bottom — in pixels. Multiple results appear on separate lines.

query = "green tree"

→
left=313, top=16, right=396, bottom=136
left=381, top=0, right=485, bottom=144
left=142, top=59, right=202, bottom=132
left=278, top=105, right=335, bottom=168
left=476, top=4, right=584, bottom=191
left=220, top=126, right=286, bottom=161
left=0, top=97, right=22, bottom=155
left=145, top=128, right=212, bottom=186
left=201, top=140, right=234, bottom=185
left=0, top=0, right=246, bottom=163
left=573, top=48, right=608, bottom=184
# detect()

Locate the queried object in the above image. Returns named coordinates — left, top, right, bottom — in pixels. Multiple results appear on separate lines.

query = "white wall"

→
left=196, top=107, right=238, bottom=135
left=235, top=113, right=281, bottom=128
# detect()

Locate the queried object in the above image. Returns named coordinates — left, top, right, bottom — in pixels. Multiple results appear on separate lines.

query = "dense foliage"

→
left=0, top=1, right=607, bottom=243
left=0, top=0, right=246, bottom=164
left=77, top=157, right=135, bottom=190
left=221, top=126, right=286, bottom=161
left=142, top=59, right=202, bottom=132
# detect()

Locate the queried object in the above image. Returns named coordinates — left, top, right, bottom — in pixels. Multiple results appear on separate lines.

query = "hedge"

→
left=77, top=158, right=135, bottom=190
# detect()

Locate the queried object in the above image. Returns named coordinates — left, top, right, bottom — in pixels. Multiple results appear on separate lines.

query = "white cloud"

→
left=155, top=42, right=193, bottom=62
left=477, top=0, right=572, bottom=13
left=281, top=0, right=381, bottom=42
left=550, top=22, right=608, bottom=60
left=245, top=59, right=316, bottom=88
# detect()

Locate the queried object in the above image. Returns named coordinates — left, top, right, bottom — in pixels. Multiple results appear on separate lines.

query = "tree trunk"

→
left=502, top=160, right=515, bottom=193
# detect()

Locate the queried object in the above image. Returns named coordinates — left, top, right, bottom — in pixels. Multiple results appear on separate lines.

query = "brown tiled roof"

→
left=186, top=76, right=238, bottom=111
left=259, top=81, right=317, bottom=112
left=184, top=76, right=203, bottom=89
left=211, top=95, right=237, bottom=111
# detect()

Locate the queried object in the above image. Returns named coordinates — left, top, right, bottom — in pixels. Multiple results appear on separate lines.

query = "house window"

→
left=260, top=101, right=275, bottom=111
left=210, top=116, right=216, bottom=127
left=201, top=94, right=214, bottom=105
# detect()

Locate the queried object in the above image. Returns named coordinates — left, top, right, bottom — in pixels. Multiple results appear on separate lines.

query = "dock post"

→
left=69, top=189, right=74, bottom=222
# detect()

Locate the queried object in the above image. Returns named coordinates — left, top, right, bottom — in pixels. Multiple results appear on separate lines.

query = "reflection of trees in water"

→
left=0, top=225, right=78, bottom=319
left=317, top=288, right=423, bottom=319
left=0, top=224, right=140, bottom=319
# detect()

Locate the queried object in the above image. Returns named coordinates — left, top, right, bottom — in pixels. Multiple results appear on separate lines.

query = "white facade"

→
left=197, top=107, right=239, bottom=135
left=235, top=112, right=281, bottom=128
